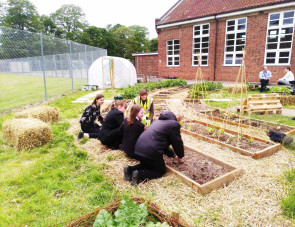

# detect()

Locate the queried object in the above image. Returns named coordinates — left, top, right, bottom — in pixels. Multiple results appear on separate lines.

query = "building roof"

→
left=157, top=0, right=293, bottom=26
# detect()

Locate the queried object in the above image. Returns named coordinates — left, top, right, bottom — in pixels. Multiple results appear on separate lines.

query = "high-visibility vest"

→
left=134, top=96, right=153, bottom=118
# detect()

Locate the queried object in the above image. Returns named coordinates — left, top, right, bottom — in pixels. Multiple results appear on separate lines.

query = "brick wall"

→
left=157, top=7, right=295, bottom=82
left=134, top=54, right=158, bottom=77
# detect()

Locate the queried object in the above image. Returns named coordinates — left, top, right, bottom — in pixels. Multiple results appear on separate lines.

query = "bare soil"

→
left=153, top=87, right=187, bottom=99
left=164, top=149, right=229, bottom=184
left=182, top=120, right=271, bottom=152
left=153, top=100, right=169, bottom=118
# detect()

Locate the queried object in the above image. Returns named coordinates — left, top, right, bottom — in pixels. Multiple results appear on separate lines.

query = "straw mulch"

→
left=279, top=95, right=295, bottom=105
left=14, top=106, right=59, bottom=123
left=66, top=115, right=295, bottom=226
left=2, top=118, right=52, bottom=150
left=228, top=83, right=248, bottom=94
left=66, top=197, right=188, bottom=227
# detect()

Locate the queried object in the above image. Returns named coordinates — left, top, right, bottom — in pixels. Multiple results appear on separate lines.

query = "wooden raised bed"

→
left=165, top=145, right=244, bottom=195
left=184, top=99, right=295, bottom=135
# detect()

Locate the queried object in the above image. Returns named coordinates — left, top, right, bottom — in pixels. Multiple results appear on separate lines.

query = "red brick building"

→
left=134, top=0, right=295, bottom=82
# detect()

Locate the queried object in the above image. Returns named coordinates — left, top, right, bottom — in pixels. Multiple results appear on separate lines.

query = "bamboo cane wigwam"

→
left=2, top=118, right=53, bottom=150
left=14, top=106, right=59, bottom=123
left=65, top=197, right=189, bottom=227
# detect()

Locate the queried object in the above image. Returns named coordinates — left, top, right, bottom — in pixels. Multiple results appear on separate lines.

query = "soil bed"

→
left=153, top=100, right=170, bottom=118
left=153, top=87, right=187, bottom=98
left=164, top=149, right=229, bottom=184
left=182, top=120, right=270, bottom=153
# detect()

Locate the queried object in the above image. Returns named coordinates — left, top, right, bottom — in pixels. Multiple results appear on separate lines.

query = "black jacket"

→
left=79, top=104, right=103, bottom=127
left=120, top=118, right=145, bottom=157
left=99, top=108, right=124, bottom=145
left=134, top=111, right=184, bottom=160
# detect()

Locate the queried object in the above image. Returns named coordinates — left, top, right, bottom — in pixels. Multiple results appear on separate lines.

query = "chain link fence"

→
left=0, top=26, right=107, bottom=113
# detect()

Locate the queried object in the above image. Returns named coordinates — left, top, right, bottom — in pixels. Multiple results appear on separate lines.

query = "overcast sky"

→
left=28, top=0, right=177, bottom=39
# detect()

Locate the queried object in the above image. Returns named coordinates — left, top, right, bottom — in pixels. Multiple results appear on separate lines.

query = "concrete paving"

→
left=72, top=90, right=104, bottom=103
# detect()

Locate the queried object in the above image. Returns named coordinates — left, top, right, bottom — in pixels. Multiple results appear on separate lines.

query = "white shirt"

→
left=259, top=70, right=272, bottom=80
left=282, top=71, right=294, bottom=82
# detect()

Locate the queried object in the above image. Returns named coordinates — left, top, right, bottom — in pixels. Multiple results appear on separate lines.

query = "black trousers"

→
left=81, top=124, right=101, bottom=138
left=260, top=79, right=269, bottom=92
left=129, top=148, right=176, bottom=181
left=100, top=128, right=122, bottom=149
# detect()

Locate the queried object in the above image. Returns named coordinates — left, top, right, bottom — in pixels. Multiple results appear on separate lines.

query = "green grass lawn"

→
left=0, top=74, right=87, bottom=113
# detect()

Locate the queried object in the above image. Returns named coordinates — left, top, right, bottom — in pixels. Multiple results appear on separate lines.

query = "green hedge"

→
left=189, top=81, right=223, bottom=99
left=120, top=79, right=187, bottom=99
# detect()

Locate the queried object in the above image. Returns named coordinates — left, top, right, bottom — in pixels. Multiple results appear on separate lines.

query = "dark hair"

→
left=127, top=104, right=143, bottom=125
left=286, top=66, right=291, bottom=71
left=92, top=94, right=104, bottom=105
left=139, top=89, right=147, bottom=96
left=111, top=100, right=127, bottom=109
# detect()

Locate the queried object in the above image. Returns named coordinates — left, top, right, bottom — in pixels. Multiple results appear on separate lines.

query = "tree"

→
left=149, top=38, right=158, bottom=52
left=2, top=0, right=40, bottom=32
left=51, top=4, right=87, bottom=41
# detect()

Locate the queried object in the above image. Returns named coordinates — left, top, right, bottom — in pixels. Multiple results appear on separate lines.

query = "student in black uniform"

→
left=124, top=111, right=184, bottom=185
left=120, top=104, right=145, bottom=158
left=99, top=100, right=127, bottom=149
left=78, top=94, right=104, bottom=139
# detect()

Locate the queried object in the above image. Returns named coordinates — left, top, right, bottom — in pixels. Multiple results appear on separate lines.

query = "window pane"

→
left=279, top=58, right=289, bottom=64
left=270, top=13, right=280, bottom=20
left=282, top=27, right=294, bottom=34
left=202, top=42, right=209, bottom=48
left=194, top=31, right=200, bottom=36
left=195, top=26, right=200, bottom=31
left=202, top=56, right=208, bottom=60
left=284, top=11, right=294, bottom=18
left=226, top=46, right=234, bottom=52
left=280, top=52, right=290, bottom=57
left=194, top=49, right=200, bottom=54
left=227, top=34, right=235, bottom=40
left=280, top=42, right=292, bottom=49
left=203, top=29, right=209, bottom=35
left=238, top=18, right=246, bottom=25
left=236, top=39, right=245, bottom=45
left=266, top=58, right=276, bottom=64
left=227, top=20, right=235, bottom=26
left=202, top=48, right=209, bottom=53
left=269, top=20, right=279, bottom=26
left=227, top=26, right=235, bottom=31
left=269, top=29, right=279, bottom=36
left=174, top=50, right=179, bottom=55
left=174, top=44, right=180, bottom=50
left=202, top=37, right=209, bottom=42
left=194, top=38, right=201, bottom=43
left=175, top=57, right=179, bottom=61
left=168, top=51, right=173, bottom=55
left=237, top=33, right=246, bottom=39
left=267, top=36, right=278, bottom=42
left=203, top=24, right=209, bottom=30
left=235, top=59, right=242, bottom=64
left=168, top=57, right=172, bottom=61
left=174, top=61, right=179, bottom=65
left=283, top=18, right=294, bottom=25
left=238, top=24, right=246, bottom=30
left=202, top=61, right=207, bottom=65
left=167, top=41, right=172, bottom=45
left=236, top=46, right=243, bottom=51
left=167, top=46, right=172, bottom=50
left=267, top=43, right=278, bottom=49
left=267, top=52, right=276, bottom=58
left=174, top=40, right=179, bottom=45
left=281, top=35, right=292, bottom=42
left=193, top=60, right=198, bottom=65
left=194, top=43, right=200, bottom=48
left=227, top=40, right=235, bottom=46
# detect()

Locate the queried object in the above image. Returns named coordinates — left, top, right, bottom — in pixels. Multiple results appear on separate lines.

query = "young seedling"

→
left=187, top=124, right=193, bottom=131
left=248, top=137, right=254, bottom=143
left=156, top=106, right=162, bottom=110
left=179, top=121, right=184, bottom=127
left=207, top=126, right=215, bottom=133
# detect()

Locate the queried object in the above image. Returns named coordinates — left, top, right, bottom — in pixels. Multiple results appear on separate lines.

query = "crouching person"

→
left=124, top=111, right=184, bottom=186
left=120, top=104, right=145, bottom=158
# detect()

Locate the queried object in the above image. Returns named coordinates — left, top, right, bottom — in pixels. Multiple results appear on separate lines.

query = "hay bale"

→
left=14, top=106, right=59, bottom=122
left=228, top=84, right=248, bottom=94
left=279, top=95, right=295, bottom=105
left=2, top=118, right=53, bottom=150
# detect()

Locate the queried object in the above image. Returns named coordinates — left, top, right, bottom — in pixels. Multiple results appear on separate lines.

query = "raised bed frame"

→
left=167, top=144, right=244, bottom=195
left=184, top=99, right=295, bottom=136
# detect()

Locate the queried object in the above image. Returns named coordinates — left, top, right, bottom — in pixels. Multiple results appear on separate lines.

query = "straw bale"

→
left=2, top=118, right=53, bottom=150
left=228, top=84, right=248, bottom=94
left=279, top=95, right=295, bottom=105
left=14, top=106, right=59, bottom=123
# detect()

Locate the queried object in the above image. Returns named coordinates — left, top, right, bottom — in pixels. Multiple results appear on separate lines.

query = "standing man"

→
left=259, top=66, right=272, bottom=92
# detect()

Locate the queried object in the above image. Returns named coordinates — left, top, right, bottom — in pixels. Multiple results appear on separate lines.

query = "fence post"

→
left=69, top=41, right=74, bottom=91
left=40, top=33, right=47, bottom=100
left=85, top=45, right=88, bottom=84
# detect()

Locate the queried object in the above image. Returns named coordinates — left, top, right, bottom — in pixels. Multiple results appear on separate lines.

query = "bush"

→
left=189, top=81, right=223, bottom=99
left=121, top=79, right=187, bottom=99
left=269, top=86, right=291, bottom=95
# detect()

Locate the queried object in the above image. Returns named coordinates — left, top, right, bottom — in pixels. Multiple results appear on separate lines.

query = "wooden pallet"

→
left=238, top=93, right=282, bottom=115
left=167, top=144, right=244, bottom=195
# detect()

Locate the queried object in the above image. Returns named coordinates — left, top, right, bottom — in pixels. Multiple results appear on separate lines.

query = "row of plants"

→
left=189, top=81, right=223, bottom=98
left=119, top=79, right=187, bottom=99
left=269, top=86, right=292, bottom=95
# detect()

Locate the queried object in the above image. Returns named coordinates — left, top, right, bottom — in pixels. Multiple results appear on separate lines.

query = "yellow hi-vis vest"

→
left=134, top=96, right=153, bottom=118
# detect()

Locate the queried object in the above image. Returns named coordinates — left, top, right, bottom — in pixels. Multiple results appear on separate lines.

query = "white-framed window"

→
left=166, top=39, right=180, bottom=66
left=192, top=23, right=210, bottom=66
left=264, top=10, right=295, bottom=65
left=224, top=18, right=247, bottom=66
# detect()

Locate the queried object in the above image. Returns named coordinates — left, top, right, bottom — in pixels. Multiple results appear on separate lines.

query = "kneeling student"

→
left=120, top=104, right=145, bottom=158
left=124, top=111, right=184, bottom=185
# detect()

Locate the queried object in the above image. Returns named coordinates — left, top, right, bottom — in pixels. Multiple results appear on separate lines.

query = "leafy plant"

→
left=189, top=81, right=223, bottom=99
left=248, top=137, right=254, bottom=143
left=187, top=124, right=193, bottom=131
left=269, top=86, right=291, bottom=95
left=207, top=126, right=215, bottom=133
left=93, top=196, right=167, bottom=227
left=156, top=106, right=162, bottom=110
